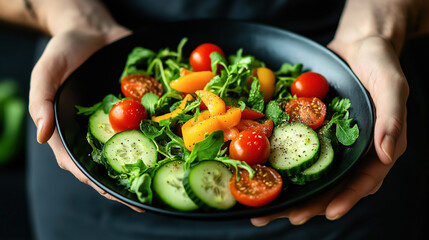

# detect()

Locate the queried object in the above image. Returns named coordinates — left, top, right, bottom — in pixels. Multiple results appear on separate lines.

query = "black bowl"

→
left=55, top=20, right=374, bottom=219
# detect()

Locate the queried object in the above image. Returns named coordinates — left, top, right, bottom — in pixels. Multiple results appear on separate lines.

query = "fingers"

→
left=325, top=149, right=392, bottom=219
left=48, top=129, right=144, bottom=213
left=329, top=37, right=408, bottom=165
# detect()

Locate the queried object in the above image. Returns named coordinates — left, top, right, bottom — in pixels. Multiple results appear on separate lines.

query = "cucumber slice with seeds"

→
left=301, top=135, right=334, bottom=181
left=269, top=122, right=320, bottom=176
left=89, top=108, right=115, bottom=144
left=153, top=160, right=199, bottom=211
left=183, top=161, right=236, bottom=210
left=104, top=130, right=157, bottom=173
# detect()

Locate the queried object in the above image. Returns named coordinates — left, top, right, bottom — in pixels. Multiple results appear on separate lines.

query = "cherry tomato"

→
left=229, top=130, right=270, bottom=165
left=190, top=43, right=225, bottom=72
left=291, top=72, right=329, bottom=99
left=229, top=165, right=282, bottom=207
left=236, top=119, right=273, bottom=138
left=285, top=97, right=326, bottom=130
left=109, top=100, right=147, bottom=132
left=121, top=74, right=163, bottom=102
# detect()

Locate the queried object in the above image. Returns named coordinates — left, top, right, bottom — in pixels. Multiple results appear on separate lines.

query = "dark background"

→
left=0, top=24, right=428, bottom=239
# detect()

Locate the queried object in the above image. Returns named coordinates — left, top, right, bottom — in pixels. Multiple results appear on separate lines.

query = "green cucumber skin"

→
left=104, top=130, right=157, bottom=173
left=269, top=122, right=320, bottom=176
left=183, top=161, right=236, bottom=210
left=89, top=108, right=115, bottom=144
left=153, top=160, right=199, bottom=211
left=302, top=136, right=334, bottom=181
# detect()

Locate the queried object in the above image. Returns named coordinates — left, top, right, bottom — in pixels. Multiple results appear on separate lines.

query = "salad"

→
left=76, top=38, right=359, bottom=211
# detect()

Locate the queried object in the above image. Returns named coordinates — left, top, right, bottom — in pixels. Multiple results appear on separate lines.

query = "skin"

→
left=1, top=0, right=428, bottom=226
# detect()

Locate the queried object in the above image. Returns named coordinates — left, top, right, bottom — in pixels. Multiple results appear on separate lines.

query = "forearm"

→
left=332, top=0, right=424, bottom=53
left=0, top=0, right=119, bottom=36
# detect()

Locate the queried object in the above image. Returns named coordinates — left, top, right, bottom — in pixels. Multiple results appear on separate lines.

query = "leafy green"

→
left=185, top=130, right=225, bottom=169
left=76, top=94, right=120, bottom=115
left=141, top=93, right=159, bottom=117
left=210, top=52, right=228, bottom=74
left=265, top=100, right=289, bottom=126
left=274, top=63, right=303, bottom=100
left=247, top=78, right=265, bottom=112
left=129, top=173, right=153, bottom=204
left=320, top=97, right=359, bottom=146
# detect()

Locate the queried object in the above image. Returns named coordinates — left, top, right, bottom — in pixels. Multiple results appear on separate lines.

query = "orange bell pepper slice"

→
left=152, top=94, right=194, bottom=122
left=170, top=71, right=215, bottom=93
left=195, top=90, right=226, bottom=116
left=215, top=107, right=241, bottom=129
left=182, top=110, right=223, bottom=150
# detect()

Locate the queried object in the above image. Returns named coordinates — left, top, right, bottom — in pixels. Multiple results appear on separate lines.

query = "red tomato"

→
left=229, top=130, right=270, bottom=165
left=121, top=74, right=163, bottom=102
left=109, top=100, right=147, bottom=132
left=190, top=43, right=225, bottom=72
left=236, top=119, right=273, bottom=138
left=229, top=165, right=282, bottom=207
left=291, top=72, right=329, bottom=99
left=285, top=97, right=326, bottom=130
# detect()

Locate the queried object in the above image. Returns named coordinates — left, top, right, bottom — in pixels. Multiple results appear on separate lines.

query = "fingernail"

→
left=36, top=119, right=44, bottom=144
left=252, top=219, right=269, bottom=227
left=326, top=214, right=340, bottom=221
left=381, top=134, right=395, bottom=164
left=291, top=216, right=308, bottom=225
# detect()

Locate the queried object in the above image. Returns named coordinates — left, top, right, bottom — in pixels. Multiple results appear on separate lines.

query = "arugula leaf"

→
left=76, top=102, right=102, bottom=116
left=320, top=97, right=359, bottom=146
left=210, top=52, right=228, bottom=74
left=141, top=93, right=159, bottom=117
left=336, top=118, right=359, bottom=146
left=265, top=100, right=289, bottom=126
left=102, top=94, right=120, bottom=114
left=247, top=78, right=265, bottom=112
left=186, top=130, right=225, bottom=169
left=214, top=157, right=255, bottom=181
left=121, top=47, right=156, bottom=79
left=275, top=63, right=303, bottom=77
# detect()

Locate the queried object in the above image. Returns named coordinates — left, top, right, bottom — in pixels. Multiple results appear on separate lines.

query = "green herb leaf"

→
left=141, top=93, right=159, bottom=117
left=102, top=94, right=120, bottom=114
left=275, top=63, right=303, bottom=77
left=129, top=173, right=153, bottom=204
left=247, top=78, right=265, bottom=112
left=336, top=118, right=359, bottom=146
left=210, top=52, right=227, bottom=74
left=186, top=130, right=225, bottom=169
left=75, top=102, right=102, bottom=116
left=265, top=100, right=289, bottom=126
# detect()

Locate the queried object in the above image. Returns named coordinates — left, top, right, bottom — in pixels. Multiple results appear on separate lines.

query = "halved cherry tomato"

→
left=229, top=165, right=282, bottom=207
left=291, top=72, right=329, bottom=99
left=190, top=43, right=225, bottom=72
left=285, top=97, right=326, bottom=130
left=121, top=74, right=163, bottom=101
left=236, top=119, right=273, bottom=138
left=229, top=130, right=270, bottom=165
left=109, top=99, right=147, bottom=132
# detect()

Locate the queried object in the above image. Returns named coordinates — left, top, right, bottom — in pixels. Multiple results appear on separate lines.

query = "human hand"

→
left=251, top=0, right=411, bottom=226
left=28, top=1, right=144, bottom=212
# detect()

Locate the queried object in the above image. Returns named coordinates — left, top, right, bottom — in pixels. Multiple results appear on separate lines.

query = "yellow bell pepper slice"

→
left=151, top=94, right=194, bottom=122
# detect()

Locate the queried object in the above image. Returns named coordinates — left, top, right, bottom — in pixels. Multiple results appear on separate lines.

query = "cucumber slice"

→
left=301, top=135, right=334, bottom=181
left=183, top=161, right=236, bottom=210
left=104, top=130, right=157, bottom=173
left=153, top=161, right=199, bottom=211
left=269, top=122, right=320, bottom=176
left=89, top=108, right=115, bottom=144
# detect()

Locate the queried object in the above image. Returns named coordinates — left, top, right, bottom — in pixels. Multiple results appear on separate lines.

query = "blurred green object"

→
left=0, top=79, right=26, bottom=166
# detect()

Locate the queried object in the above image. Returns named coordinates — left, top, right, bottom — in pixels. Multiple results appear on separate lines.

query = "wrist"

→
left=332, top=0, right=418, bottom=53
left=33, top=0, right=121, bottom=37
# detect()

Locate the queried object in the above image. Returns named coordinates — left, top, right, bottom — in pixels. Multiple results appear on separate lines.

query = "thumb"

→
left=329, top=37, right=408, bottom=164
left=29, top=39, right=70, bottom=143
